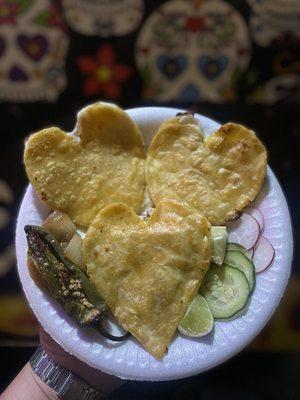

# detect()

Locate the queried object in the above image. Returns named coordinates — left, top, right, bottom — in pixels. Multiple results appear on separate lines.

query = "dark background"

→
left=0, top=0, right=299, bottom=398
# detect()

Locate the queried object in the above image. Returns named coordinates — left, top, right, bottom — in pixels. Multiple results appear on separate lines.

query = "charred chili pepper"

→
left=25, top=225, right=105, bottom=325
left=25, top=225, right=130, bottom=341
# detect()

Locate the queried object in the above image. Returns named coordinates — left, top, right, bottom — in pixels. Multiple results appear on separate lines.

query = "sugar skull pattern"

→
left=0, top=0, right=69, bottom=102
left=136, top=0, right=251, bottom=103
left=248, top=75, right=300, bottom=105
left=62, top=0, right=144, bottom=37
left=248, top=0, right=300, bottom=47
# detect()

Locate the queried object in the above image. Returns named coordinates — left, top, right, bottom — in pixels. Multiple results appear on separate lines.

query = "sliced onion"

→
left=43, top=211, right=76, bottom=243
left=64, top=233, right=84, bottom=269
left=97, top=317, right=131, bottom=342
left=98, top=325, right=131, bottom=342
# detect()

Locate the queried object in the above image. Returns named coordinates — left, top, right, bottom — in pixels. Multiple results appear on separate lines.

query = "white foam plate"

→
left=16, top=107, right=293, bottom=381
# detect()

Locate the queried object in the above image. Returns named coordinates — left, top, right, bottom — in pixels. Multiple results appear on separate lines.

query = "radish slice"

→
left=248, top=248, right=254, bottom=258
left=244, top=207, right=264, bottom=232
left=253, top=236, right=275, bottom=273
left=227, top=213, right=260, bottom=250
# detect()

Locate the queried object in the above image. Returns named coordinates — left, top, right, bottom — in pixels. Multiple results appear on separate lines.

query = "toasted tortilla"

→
left=146, top=118, right=267, bottom=225
left=83, top=199, right=211, bottom=359
left=24, top=102, right=146, bottom=227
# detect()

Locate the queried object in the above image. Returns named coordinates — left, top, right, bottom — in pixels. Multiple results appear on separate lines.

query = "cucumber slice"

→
left=224, top=250, right=255, bottom=292
left=200, top=263, right=250, bottom=319
left=211, top=226, right=227, bottom=265
left=227, top=242, right=252, bottom=260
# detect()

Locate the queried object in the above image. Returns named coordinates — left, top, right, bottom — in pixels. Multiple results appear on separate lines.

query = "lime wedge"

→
left=179, top=294, right=213, bottom=337
left=211, top=226, right=227, bottom=265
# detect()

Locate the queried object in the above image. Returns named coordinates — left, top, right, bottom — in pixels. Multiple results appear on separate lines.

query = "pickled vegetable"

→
left=43, top=211, right=76, bottom=243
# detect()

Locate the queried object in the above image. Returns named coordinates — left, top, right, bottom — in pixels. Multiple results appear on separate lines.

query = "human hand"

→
left=39, top=328, right=125, bottom=395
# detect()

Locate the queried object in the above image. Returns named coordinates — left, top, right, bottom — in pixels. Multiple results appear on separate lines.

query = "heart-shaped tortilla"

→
left=146, top=117, right=267, bottom=225
left=24, top=103, right=146, bottom=226
left=83, top=199, right=211, bottom=359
